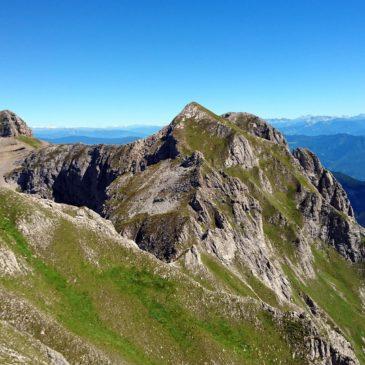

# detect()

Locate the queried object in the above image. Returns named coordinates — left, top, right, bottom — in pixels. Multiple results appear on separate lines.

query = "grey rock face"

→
left=307, top=328, right=359, bottom=365
left=293, top=148, right=354, bottom=217
left=222, top=112, right=288, bottom=146
left=293, top=147, right=364, bottom=262
left=276, top=311, right=359, bottom=365
left=299, top=192, right=364, bottom=262
left=224, top=134, right=258, bottom=168
left=0, top=110, right=32, bottom=137
left=12, top=127, right=178, bottom=214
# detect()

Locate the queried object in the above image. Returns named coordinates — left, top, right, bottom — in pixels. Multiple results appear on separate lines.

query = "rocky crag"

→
left=0, top=110, right=43, bottom=187
left=2, top=102, right=365, bottom=364
left=0, top=110, right=33, bottom=137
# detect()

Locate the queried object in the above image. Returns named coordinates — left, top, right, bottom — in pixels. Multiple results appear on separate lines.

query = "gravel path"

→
left=0, top=138, right=32, bottom=188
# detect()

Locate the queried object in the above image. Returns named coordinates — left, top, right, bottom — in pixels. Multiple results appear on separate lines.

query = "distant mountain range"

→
left=269, top=114, right=365, bottom=136
left=33, top=126, right=162, bottom=144
left=41, top=135, right=139, bottom=145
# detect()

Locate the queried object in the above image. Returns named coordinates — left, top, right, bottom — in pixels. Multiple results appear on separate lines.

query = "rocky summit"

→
left=0, top=110, right=33, bottom=137
left=1, top=102, right=365, bottom=364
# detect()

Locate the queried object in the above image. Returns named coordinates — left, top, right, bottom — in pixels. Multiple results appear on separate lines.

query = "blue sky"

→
left=1, top=0, right=364, bottom=127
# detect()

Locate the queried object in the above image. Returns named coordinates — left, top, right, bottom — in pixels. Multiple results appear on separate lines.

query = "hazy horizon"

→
left=24, top=111, right=365, bottom=129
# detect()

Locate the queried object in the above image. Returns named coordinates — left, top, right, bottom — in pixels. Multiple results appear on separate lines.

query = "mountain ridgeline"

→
left=2, top=103, right=365, bottom=364
left=10, top=103, right=364, bottom=263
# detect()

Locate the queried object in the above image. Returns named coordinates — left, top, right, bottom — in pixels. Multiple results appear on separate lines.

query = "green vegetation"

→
left=174, top=118, right=230, bottom=167
left=202, top=253, right=280, bottom=307
left=0, top=208, right=151, bottom=364
left=0, top=189, right=308, bottom=364
left=201, top=253, right=254, bottom=297
left=285, top=246, right=365, bottom=363
left=16, top=135, right=42, bottom=149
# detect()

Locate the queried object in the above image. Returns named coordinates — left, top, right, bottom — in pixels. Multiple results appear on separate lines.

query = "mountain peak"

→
left=0, top=110, right=33, bottom=137
left=174, top=102, right=219, bottom=123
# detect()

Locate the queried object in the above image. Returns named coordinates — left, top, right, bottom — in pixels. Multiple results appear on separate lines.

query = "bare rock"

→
left=0, top=110, right=32, bottom=137
left=222, top=111, right=288, bottom=147
left=293, top=147, right=354, bottom=217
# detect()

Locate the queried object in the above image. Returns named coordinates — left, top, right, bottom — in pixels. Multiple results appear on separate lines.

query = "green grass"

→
left=16, top=135, right=42, bottom=149
left=202, top=253, right=280, bottom=307
left=174, top=118, right=230, bottom=167
left=284, top=246, right=365, bottom=363
left=201, top=254, right=254, bottom=297
left=0, top=211, right=152, bottom=364
left=0, top=189, right=309, bottom=364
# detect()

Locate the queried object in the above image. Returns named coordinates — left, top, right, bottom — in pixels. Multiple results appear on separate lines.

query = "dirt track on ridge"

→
left=0, top=138, right=32, bottom=188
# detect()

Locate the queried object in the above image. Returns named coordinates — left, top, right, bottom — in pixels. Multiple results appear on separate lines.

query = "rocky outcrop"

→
left=222, top=112, right=288, bottom=146
left=293, top=148, right=354, bottom=217
left=224, top=134, right=258, bottom=168
left=276, top=311, right=359, bottom=365
left=0, top=110, right=32, bottom=137
left=306, top=321, right=359, bottom=365
left=12, top=126, right=178, bottom=214
left=293, top=147, right=364, bottom=262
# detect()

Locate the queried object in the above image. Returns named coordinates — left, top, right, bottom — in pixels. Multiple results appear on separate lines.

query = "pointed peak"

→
left=0, top=110, right=33, bottom=137
left=175, top=102, right=219, bottom=123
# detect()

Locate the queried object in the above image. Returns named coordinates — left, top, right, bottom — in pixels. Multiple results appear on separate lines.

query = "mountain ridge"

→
left=1, top=103, right=365, bottom=364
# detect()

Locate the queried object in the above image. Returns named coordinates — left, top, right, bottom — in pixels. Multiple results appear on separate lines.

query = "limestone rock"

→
left=222, top=111, right=288, bottom=146
left=293, top=147, right=354, bottom=216
left=0, top=110, right=32, bottom=137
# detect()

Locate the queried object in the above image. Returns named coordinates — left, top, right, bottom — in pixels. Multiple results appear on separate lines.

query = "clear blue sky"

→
left=1, top=0, right=364, bottom=127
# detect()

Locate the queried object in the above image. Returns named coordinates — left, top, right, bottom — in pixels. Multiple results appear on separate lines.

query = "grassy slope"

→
left=0, top=189, right=307, bottom=364
left=283, top=245, right=365, bottom=363
left=16, top=135, right=42, bottom=149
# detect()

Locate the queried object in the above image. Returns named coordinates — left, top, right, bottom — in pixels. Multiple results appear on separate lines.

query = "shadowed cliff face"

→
left=4, top=102, right=365, bottom=364
left=14, top=127, right=179, bottom=214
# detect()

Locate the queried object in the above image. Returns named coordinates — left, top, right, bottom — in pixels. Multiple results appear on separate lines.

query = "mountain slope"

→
left=0, top=188, right=330, bottom=364
left=286, top=134, right=365, bottom=181
left=3, top=103, right=365, bottom=364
